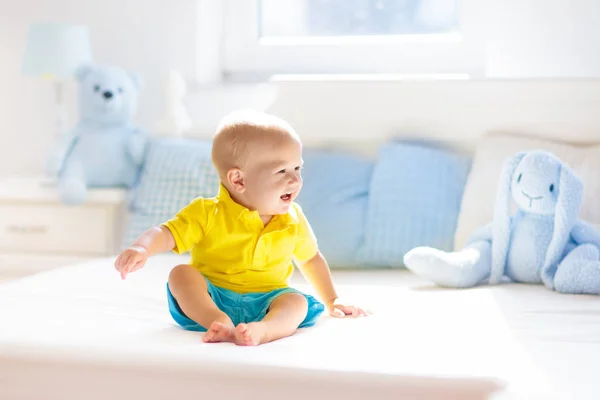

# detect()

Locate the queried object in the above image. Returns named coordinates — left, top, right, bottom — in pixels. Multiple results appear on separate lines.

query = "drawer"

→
left=0, top=204, right=109, bottom=255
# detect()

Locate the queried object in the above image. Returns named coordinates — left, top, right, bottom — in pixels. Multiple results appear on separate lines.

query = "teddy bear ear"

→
left=128, top=71, right=143, bottom=90
left=74, top=65, right=94, bottom=81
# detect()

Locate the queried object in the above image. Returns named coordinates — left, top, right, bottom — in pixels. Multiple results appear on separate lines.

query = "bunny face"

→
left=510, top=154, right=561, bottom=215
left=490, top=149, right=584, bottom=286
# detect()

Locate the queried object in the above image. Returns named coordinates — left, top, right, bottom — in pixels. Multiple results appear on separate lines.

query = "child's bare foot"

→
left=234, top=322, right=268, bottom=346
left=203, top=321, right=235, bottom=343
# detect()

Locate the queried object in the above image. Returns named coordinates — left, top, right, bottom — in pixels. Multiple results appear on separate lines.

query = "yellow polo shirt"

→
left=162, top=183, right=319, bottom=293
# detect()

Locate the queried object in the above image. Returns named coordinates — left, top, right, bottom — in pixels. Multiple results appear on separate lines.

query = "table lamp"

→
left=22, top=22, right=93, bottom=139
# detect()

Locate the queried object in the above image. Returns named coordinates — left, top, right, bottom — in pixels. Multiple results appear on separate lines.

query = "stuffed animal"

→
left=46, top=65, right=147, bottom=205
left=155, top=70, right=192, bottom=137
left=404, top=150, right=600, bottom=295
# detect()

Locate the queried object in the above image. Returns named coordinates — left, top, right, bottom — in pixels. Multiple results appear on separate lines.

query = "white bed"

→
left=3, top=77, right=600, bottom=400
left=1, top=254, right=599, bottom=400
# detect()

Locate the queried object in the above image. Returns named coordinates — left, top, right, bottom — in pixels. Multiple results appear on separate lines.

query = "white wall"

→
left=265, top=78, right=600, bottom=156
left=486, top=0, right=600, bottom=78
left=1, top=0, right=600, bottom=178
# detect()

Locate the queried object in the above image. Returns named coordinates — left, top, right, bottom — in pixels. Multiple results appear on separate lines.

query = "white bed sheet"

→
left=0, top=254, right=599, bottom=400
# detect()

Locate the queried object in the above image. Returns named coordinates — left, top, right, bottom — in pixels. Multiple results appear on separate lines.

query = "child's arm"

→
left=132, top=225, right=175, bottom=255
left=298, top=251, right=369, bottom=318
left=114, top=225, right=175, bottom=280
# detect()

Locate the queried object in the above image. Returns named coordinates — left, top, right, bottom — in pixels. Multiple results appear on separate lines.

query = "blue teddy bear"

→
left=46, top=65, right=147, bottom=205
left=404, top=150, right=600, bottom=295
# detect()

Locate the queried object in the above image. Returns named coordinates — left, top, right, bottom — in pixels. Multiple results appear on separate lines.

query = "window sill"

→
left=268, top=73, right=471, bottom=83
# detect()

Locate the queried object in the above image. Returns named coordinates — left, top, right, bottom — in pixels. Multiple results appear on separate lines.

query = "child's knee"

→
left=168, top=264, right=207, bottom=293
left=272, top=292, right=308, bottom=312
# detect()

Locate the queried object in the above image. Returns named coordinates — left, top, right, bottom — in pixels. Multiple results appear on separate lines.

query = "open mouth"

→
left=280, top=193, right=292, bottom=202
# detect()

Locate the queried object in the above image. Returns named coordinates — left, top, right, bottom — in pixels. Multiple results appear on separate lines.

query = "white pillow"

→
left=454, top=133, right=600, bottom=249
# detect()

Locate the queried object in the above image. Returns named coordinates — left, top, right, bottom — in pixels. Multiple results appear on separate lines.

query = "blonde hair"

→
left=211, top=110, right=299, bottom=177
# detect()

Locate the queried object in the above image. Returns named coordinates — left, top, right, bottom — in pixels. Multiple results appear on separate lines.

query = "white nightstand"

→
left=0, top=177, right=127, bottom=282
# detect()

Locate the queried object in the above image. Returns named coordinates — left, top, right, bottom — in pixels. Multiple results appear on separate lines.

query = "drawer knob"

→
left=7, top=225, right=48, bottom=234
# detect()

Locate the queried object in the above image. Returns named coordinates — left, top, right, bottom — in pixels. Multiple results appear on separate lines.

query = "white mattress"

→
left=1, top=254, right=599, bottom=400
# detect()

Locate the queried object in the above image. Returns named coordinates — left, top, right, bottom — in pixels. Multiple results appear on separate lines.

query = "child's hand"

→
left=114, top=245, right=148, bottom=280
left=326, top=299, right=370, bottom=318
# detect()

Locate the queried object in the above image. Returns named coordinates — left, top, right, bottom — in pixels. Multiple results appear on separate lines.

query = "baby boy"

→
left=115, top=110, right=368, bottom=346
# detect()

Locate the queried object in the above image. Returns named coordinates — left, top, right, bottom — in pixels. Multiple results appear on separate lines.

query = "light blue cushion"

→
left=296, top=149, right=373, bottom=267
left=357, top=141, right=471, bottom=267
left=122, top=137, right=219, bottom=249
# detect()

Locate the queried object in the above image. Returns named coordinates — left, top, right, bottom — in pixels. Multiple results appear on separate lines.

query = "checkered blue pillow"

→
left=122, top=137, right=219, bottom=250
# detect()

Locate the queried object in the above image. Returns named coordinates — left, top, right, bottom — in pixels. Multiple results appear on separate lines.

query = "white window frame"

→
left=219, top=0, right=488, bottom=81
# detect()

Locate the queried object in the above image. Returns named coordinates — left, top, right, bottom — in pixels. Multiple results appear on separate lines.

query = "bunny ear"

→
left=541, top=162, right=583, bottom=288
left=490, top=152, right=526, bottom=284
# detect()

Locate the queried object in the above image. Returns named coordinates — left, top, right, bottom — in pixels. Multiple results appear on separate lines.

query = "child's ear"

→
left=227, top=168, right=246, bottom=193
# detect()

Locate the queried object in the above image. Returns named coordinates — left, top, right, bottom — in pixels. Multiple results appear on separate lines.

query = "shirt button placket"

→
left=254, top=236, right=265, bottom=268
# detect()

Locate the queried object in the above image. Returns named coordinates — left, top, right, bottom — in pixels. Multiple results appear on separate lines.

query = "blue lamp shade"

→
left=22, top=23, right=93, bottom=79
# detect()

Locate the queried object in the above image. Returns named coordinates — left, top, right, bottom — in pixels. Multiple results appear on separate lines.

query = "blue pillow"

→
left=357, top=141, right=471, bottom=267
left=297, top=149, right=373, bottom=267
left=122, top=137, right=219, bottom=249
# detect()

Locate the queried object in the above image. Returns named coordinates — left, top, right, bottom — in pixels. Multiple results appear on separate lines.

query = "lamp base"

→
left=54, top=80, right=68, bottom=138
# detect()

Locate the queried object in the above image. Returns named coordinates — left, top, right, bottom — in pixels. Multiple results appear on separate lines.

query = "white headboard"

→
left=161, top=76, right=600, bottom=157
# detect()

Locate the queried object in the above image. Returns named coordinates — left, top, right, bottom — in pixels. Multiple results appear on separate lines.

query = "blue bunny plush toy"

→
left=404, top=150, right=600, bottom=295
left=46, top=65, right=147, bottom=205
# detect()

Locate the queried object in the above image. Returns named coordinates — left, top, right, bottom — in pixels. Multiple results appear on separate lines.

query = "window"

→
left=260, top=0, right=459, bottom=38
left=221, top=0, right=486, bottom=80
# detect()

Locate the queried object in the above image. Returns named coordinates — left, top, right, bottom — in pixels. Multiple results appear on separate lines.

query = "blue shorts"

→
left=166, top=279, right=325, bottom=332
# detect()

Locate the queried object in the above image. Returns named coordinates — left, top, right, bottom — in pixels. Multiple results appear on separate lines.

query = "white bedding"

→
left=1, top=254, right=599, bottom=400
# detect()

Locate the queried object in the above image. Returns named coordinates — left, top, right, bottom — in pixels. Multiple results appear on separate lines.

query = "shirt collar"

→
left=217, top=182, right=299, bottom=226
left=217, top=182, right=249, bottom=220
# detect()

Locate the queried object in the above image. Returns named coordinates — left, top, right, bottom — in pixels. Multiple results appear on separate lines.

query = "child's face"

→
left=240, top=137, right=304, bottom=216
